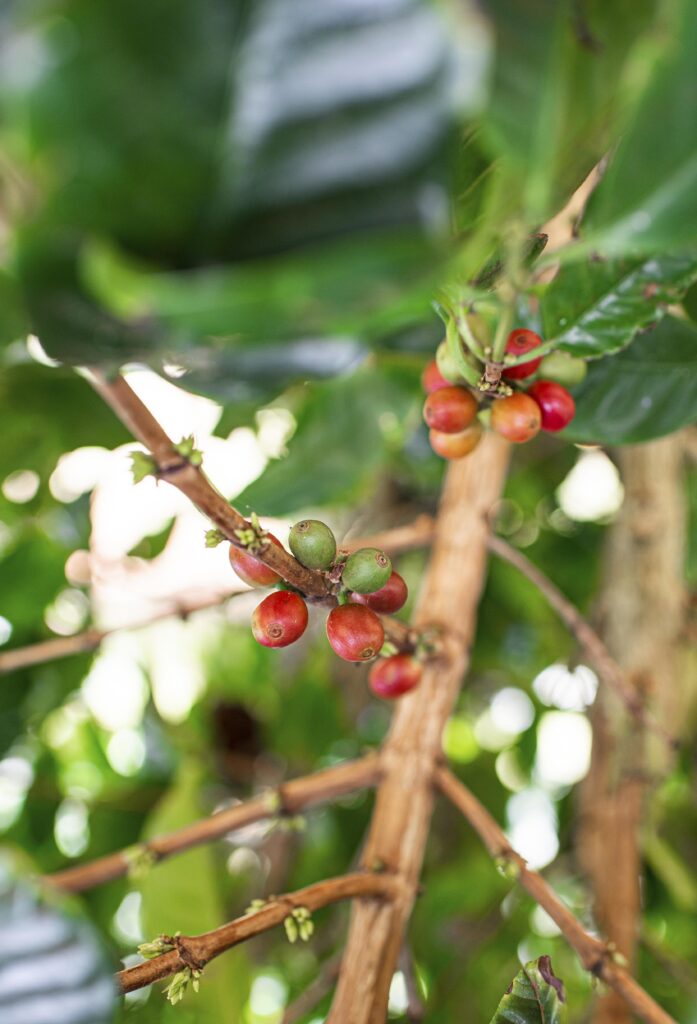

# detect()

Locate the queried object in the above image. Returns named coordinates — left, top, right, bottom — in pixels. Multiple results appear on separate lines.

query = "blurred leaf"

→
left=0, top=361, right=128, bottom=481
left=13, top=0, right=465, bottom=377
left=127, top=519, right=174, bottom=559
left=565, top=317, right=697, bottom=444
left=541, top=252, right=697, bottom=357
left=139, top=763, right=249, bottom=1021
left=482, top=0, right=657, bottom=221
left=488, top=956, right=566, bottom=1023
left=583, top=1, right=697, bottom=254
left=0, top=529, right=70, bottom=636
left=234, top=364, right=419, bottom=515
left=0, top=860, right=116, bottom=1024
left=0, top=271, right=28, bottom=348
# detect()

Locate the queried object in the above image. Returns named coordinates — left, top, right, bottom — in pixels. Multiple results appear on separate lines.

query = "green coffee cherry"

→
left=436, top=341, right=465, bottom=383
left=537, top=351, right=587, bottom=387
left=289, top=519, right=337, bottom=569
left=341, top=547, right=392, bottom=594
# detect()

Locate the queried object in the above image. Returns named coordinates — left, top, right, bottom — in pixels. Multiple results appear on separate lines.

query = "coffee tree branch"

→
left=87, top=370, right=330, bottom=597
left=435, top=766, right=676, bottom=1024
left=0, top=522, right=427, bottom=677
left=487, top=534, right=675, bottom=748
left=116, top=871, right=397, bottom=994
left=0, top=591, right=242, bottom=675
left=328, top=436, right=511, bottom=1022
left=46, top=754, right=380, bottom=893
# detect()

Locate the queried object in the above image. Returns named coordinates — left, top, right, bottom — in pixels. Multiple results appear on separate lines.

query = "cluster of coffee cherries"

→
left=229, top=520, right=422, bottom=700
left=422, top=328, right=581, bottom=459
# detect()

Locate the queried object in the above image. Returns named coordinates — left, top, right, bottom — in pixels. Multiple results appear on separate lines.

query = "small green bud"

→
left=289, top=520, right=337, bottom=570
left=537, top=351, right=587, bottom=386
left=173, top=436, right=203, bottom=466
left=205, top=528, right=226, bottom=548
left=164, top=967, right=201, bottom=1005
left=435, top=341, right=465, bottom=383
left=124, top=843, right=157, bottom=881
left=130, top=450, right=158, bottom=483
left=284, top=915, right=299, bottom=943
left=138, top=935, right=176, bottom=959
left=244, top=898, right=267, bottom=915
left=341, top=548, right=392, bottom=594
left=494, top=854, right=520, bottom=881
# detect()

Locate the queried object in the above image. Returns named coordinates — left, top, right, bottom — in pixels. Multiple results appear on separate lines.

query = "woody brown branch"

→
left=0, top=519, right=433, bottom=677
left=436, top=766, right=676, bottom=1024
left=87, top=370, right=329, bottom=597
left=46, top=754, right=380, bottom=893
left=3, top=514, right=675, bottom=730
left=327, top=434, right=511, bottom=1023
left=85, top=369, right=415, bottom=652
left=117, top=872, right=398, bottom=994
left=486, top=534, right=674, bottom=749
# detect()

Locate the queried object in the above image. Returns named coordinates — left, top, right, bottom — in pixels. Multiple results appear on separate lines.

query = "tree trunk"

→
left=579, top=437, right=687, bottom=1024
left=328, top=433, right=510, bottom=1024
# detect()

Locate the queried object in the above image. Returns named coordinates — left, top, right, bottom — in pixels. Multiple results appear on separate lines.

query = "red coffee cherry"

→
left=429, top=421, right=483, bottom=460
left=251, top=591, right=308, bottom=648
left=326, top=604, right=384, bottom=662
left=502, top=329, right=544, bottom=380
left=490, top=393, right=541, bottom=443
left=421, top=359, right=450, bottom=394
left=350, top=570, right=408, bottom=614
left=528, top=380, right=576, bottom=432
left=369, top=655, right=422, bottom=699
left=423, top=386, right=478, bottom=434
left=229, top=533, right=284, bottom=588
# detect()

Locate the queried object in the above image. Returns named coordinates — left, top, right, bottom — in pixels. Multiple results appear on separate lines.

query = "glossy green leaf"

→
left=488, top=956, right=566, bottom=1024
left=0, top=860, right=116, bottom=1024
left=235, top=365, right=419, bottom=516
left=483, top=0, right=657, bottom=221
left=541, top=253, right=697, bottom=357
left=139, top=763, right=250, bottom=1021
left=13, top=0, right=465, bottom=375
left=565, top=317, right=697, bottom=444
left=583, top=1, right=697, bottom=254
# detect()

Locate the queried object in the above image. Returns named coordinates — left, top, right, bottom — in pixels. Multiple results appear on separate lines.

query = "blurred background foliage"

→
left=0, top=0, right=696, bottom=1022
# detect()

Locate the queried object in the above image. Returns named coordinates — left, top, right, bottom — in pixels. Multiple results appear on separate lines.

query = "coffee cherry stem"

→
left=445, top=315, right=481, bottom=386
left=490, top=297, right=515, bottom=363
left=503, top=337, right=557, bottom=367
left=454, top=311, right=486, bottom=364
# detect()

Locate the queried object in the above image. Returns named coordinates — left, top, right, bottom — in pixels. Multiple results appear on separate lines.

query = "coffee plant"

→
left=0, top=1, right=695, bottom=1023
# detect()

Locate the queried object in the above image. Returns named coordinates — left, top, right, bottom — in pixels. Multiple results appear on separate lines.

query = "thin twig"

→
left=0, top=592, right=240, bottom=676
left=117, top=871, right=397, bottom=994
left=487, top=534, right=676, bottom=749
left=87, top=370, right=329, bottom=597
left=436, top=766, right=677, bottom=1024
left=46, top=754, right=381, bottom=893
left=4, top=512, right=668, bottom=749
left=399, top=943, right=426, bottom=1022
left=282, top=951, right=343, bottom=1024
left=0, top=518, right=434, bottom=676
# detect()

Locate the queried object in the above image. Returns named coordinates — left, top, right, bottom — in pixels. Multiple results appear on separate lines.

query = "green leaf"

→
left=565, top=317, right=697, bottom=444
left=234, top=365, right=419, bottom=516
left=582, top=1, right=697, bottom=255
left=12, top=0, right=464, bottom=376
left=541, top=252, right=697, bottom=357
left=0, top=859, right=116, bottom=1024
left=483, top=0, right=658, bottom=221
left=139, top=763, right=250, bottom=1021
left=488, top=956, right=566, bottom=1024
